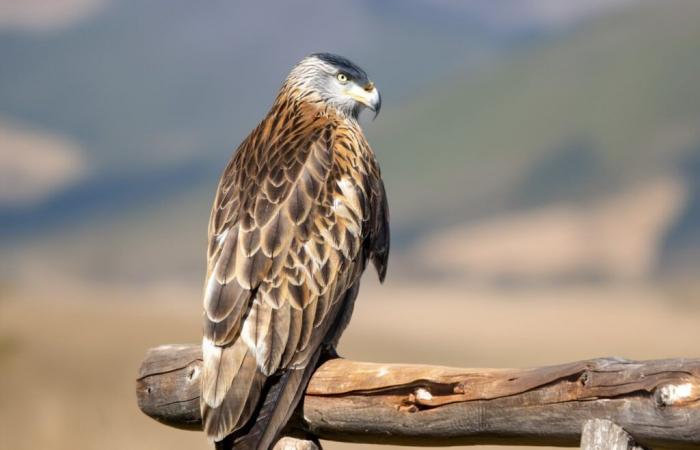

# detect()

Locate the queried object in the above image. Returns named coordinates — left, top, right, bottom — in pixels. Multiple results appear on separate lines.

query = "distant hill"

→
left=0, top=0, right=539, bottom=238
left=368, top=2, right=700, bottom=275
left=661, top=147, right=700, bottom=277
left=371, top=2, right=700, bottom=226
left=3, top=1, right=700, bottom=283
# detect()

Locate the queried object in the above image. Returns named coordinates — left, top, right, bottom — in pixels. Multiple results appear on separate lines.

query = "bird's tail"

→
left=217, top=348, right=322, bottom=450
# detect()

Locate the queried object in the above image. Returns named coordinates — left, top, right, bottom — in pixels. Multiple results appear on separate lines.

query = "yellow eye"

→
left=337, top=73, right=348, bottom=83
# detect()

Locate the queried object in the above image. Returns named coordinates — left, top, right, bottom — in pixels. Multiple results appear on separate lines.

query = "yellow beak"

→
left=346, top=81, right=381, bottom=115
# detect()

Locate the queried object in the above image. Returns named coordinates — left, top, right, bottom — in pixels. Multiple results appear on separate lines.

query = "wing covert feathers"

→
left=201, top=95, right=390, bottom=447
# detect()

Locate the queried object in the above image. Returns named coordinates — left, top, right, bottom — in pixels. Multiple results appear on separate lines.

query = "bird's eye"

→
left=336, top=73, right=349, bottom=83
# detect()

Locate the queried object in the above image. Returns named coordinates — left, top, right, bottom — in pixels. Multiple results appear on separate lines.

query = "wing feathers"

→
left=253, top=196, right=277, bottom=227
left=241, top=300, right=271, bottom=354
left=259, top=302, right=290, bottom=375
left=203, top=288, right=250, bottom=345
left=234, top=244, right=271, bottom=290
left=287, top=183, right=313, bottom=225
left=239, top=227, right=261, bottom=258
left=298, top=298, right=317, bottom=352
left=371, top=179, right=390, bottom=282
left=202, top=339, right=248, bottom=408
left=202, top=107, right=390, bottom=445
left=204, top=229, right=254, bottom=338
left=286, top=282, right=307, bottom=309
left=260, top=211, right=292, bottom=258
left=282, top=305, right=303, bottom=367
left=203, top=352, right=264, bottom=442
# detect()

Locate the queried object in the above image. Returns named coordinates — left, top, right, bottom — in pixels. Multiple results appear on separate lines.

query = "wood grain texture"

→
left=136, top=344, right=700, bottom=448
left=273, top=436, right=321, bottom=450
left=580, top=419, right=644, bottom=450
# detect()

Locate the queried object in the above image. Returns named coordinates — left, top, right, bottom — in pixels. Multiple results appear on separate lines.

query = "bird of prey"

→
left=201, top=53, right=389, bottom=449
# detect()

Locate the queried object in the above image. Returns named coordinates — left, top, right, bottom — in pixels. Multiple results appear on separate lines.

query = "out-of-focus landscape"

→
left=1, top=1, right=700, bottom=449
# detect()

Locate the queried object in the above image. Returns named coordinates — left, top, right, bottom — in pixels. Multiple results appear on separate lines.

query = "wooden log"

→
left=136, top=344, right=700, bottom=448
left=580, top=419, right=644, bottom=450
left=273, top=437, right=321, bottom=450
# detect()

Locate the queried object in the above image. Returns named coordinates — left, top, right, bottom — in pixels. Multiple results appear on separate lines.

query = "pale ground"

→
left=1, top=173, right=693, bottom=450
left=1, top=277, right=699, bottom=450
left=412, top=176, right=687, bottom=281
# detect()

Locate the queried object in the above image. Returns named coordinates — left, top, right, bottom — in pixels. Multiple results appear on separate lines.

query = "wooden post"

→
left=273, top=437, right=321, bottom=450
left=137, top=344, right=700, bottom=448
left=580, top=419, right=644, bottom=450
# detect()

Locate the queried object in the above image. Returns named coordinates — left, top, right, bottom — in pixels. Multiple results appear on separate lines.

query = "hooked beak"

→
left=346, top=81, right=381, bottom=119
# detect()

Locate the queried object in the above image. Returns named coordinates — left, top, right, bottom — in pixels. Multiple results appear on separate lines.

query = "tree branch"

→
left=580, top=419, right=645, bottom=450
left=136, top=344, right=700, bottom=448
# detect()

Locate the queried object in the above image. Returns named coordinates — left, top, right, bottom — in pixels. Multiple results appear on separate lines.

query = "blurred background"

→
left=1, top=1, right=700, bottom=449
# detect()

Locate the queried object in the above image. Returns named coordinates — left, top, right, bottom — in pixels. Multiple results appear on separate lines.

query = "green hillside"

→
left=370, top=2, right=700, bottom=226
left=9, top=2, right=700, bottom=283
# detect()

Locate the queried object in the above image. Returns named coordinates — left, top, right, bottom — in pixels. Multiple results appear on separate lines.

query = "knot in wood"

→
left=399, top=387, right=433, bottom=413
left=655, top=383, right=696, bottom=407
left=579, top=371, right=591, bottom=386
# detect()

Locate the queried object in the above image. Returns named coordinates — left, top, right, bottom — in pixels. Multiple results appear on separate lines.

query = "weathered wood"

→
left=580, top=419, right=643, bottom=450
left=136, top=344, right=700, bottom=448
left=273, top=436, right=321, bottom=450
left=136, top=344, right=202, bottom=430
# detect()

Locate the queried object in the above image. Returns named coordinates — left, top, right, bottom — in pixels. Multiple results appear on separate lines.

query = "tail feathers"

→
left=215, top=435, right=235, bottom=450
left=232, top=348, right=323, bottom=450
left=203, top=349, right=264, bottom=442
left=203, top=339, right=249, bottom=408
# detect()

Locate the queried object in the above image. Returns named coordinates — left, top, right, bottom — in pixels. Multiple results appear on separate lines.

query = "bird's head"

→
left=285, top=53, right=381, bottom=120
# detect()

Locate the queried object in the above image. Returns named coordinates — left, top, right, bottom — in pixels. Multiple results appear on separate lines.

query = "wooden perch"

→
left=581, top=419, right=645, bottom=450
left=136, top=344, right=700, bottom=449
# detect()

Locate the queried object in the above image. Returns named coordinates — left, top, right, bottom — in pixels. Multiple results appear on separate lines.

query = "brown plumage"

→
left=201, top=53, right=389, bottom=449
